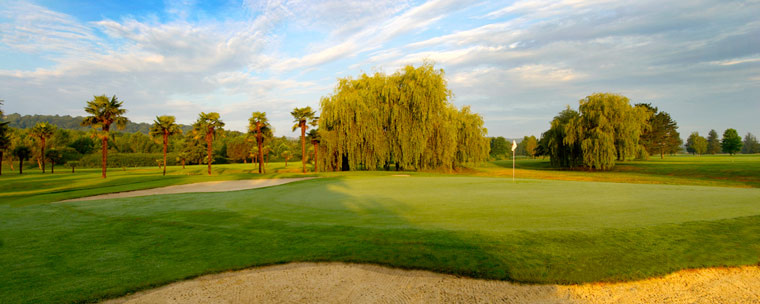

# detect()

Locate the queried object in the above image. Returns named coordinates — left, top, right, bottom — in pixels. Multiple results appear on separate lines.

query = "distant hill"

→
left=3, top=113, right=193, bottom=134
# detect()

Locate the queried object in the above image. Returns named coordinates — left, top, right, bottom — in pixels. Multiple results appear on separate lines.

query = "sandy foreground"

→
left=59, top=177, right=316, bottom=202
left=102, top=262, right=760, bottom=304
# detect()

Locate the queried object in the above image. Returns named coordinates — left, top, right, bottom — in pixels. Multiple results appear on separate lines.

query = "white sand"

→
left=103, top=263, right=760, bottom=304
left=60, top=178, right=316, bottom=202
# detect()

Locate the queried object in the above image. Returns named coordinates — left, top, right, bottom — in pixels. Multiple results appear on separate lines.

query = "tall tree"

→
left=706, top=129, right=721, bottom=154
left=149, top=115, right=183, bottom=176
left=637, top=104, right=680, bottom=159
left=291, top=107, right=316, bottom=173
left=192, top=112, right=224, bottom=175
left=308, top=129, right=321, bottom=172
left=248, top=112, right=270, bottom=174
left=318, top=63, right=487, bottom=171
left=721, top=128, right=742, bottom=155
left=565, top=93, right=648, bottom=170
left=741, top=132, right=760, bottom=154
left=13, top=145, right=31, bottom=174
left=81, top=95, right=128, bottom=178
left=30, top=122, right=57, bottom=173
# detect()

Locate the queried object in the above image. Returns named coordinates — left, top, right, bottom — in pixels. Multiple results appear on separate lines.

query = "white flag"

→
left=511, top=140, right=517, bottom=152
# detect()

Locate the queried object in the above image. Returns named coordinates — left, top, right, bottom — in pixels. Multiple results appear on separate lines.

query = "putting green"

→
left=1, top=175, right=759, bottom=303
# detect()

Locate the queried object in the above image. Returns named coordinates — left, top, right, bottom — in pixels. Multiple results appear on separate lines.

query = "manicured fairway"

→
left=1, top=175, right=759, bottom=303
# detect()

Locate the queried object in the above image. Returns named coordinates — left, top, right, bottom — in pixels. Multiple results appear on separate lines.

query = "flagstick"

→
left=512, top=149, right=515, bottom=182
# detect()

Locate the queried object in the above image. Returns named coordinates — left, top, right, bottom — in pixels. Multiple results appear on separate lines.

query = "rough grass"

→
left=1, top=155, right=759, bottom=303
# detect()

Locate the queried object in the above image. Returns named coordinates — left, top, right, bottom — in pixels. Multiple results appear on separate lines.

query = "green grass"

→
left=1, top=156, right=759, bottom=303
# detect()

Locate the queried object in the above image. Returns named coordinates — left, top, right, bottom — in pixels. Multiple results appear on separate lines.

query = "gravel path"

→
left=60, top=178, right=316, bottom=202
left=103, top=263, right=760, bottom=304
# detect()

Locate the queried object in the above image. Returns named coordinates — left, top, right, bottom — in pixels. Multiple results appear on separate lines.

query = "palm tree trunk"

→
left=206, top=132, right=213, bottom=175
left=101, top=137, right=108, bottom=178
left=19, top=158, right=23, bottom=174
left=300, top=124, right=306, bottom=173
left=163, top=132, right=168, bottom=176
left=41, top=138, right=46, bottom=173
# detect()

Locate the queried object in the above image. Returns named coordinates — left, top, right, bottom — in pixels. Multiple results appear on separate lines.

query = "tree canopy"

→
left=721, top=128, right=742, bottom=155
left=637, top=104, right=681, bottom=159
left=706, top=129, right=721, bottom=154
left=686, top=132, right=707, bottom=155
left=316, top=63, right=489, bottom=171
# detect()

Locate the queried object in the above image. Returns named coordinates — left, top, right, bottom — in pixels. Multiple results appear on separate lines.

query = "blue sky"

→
left=1, top=0, right=758, bottom=138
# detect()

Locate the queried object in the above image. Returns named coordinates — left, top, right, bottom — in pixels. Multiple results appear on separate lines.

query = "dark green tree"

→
left=706, top=129, right=721, bottom=154
left=637, top=104, right=680, bottom=159
left=13, top=145, right=31, bottom=174
left=542, top=107, right=582, bottom=168
left=0, top=121, right=10, bottom=175
left=489, top=137, right=509, bottom=159
left=721, top=129, right=742, bottom=155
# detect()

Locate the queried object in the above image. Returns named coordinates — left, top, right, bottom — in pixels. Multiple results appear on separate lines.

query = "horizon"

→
left=1, top=0, right=758, bottom=138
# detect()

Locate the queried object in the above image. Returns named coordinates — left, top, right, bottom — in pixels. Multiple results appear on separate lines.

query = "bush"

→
left=79, top=152, right=179, bottom=168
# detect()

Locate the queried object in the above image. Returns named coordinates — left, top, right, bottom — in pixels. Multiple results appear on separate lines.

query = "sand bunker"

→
left=61, top=178, right=315, bottom=202
left=103, top=262, right=759, bottom=304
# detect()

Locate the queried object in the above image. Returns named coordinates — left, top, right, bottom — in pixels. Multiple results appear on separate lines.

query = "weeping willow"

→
left=317, top=63, right=489, bottom=171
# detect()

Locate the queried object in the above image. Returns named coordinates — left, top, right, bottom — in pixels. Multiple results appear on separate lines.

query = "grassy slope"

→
left=2, top=172, right=760, bottom=303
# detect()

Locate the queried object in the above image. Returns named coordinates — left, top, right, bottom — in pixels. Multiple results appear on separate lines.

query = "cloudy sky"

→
left=1, top=0, right=758, bottom=138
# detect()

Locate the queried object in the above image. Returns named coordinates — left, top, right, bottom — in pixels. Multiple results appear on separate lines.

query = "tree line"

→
left=685, top=129, right=758, bottom=155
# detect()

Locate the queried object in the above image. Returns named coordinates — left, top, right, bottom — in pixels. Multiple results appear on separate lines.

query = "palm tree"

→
left=13, top=146, right=31, bottom=174
left=291, top=107, right=316, bottom=173
left=81, top=95, right=128, bottom=178
left=308, top=129, right=321, bottom=172
left=0, top=121, right=10, bottom=175
left=248, top=112, right=270, bottom=174
left=192, top=112, right=225, bottom=175
left=30, top=122, right=56, bottom=173
left=150, top=115, right=183, bottom=176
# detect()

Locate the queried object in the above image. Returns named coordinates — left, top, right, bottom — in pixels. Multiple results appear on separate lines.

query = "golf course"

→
left=1, top=155, right=759, bottom=303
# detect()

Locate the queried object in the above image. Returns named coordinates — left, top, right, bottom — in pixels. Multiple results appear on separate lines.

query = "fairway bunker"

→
left=102, top=263, right=760, bottom=304
left=59, top=178, right=316, bottom=202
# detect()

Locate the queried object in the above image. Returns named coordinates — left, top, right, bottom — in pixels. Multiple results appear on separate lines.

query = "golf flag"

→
left=511, top=140, right=517, bottom=152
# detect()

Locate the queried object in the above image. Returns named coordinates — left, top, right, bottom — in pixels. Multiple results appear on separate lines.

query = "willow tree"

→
left=564, top=93, right=648, bottom=170
left=541, top=107, right=582, bottom=168
left=291, top=107, right=317, bottom=173
left=248, top=112, right=270, bottom=174
left=149, top=115, right=183, bottom=176
left=30, top=122, right=56, bottom=173
left=192, top=112, right=224, bottom=175
left=81, top=95, right=128, bottom=178
left=318, top=63, right=488, bottom=171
